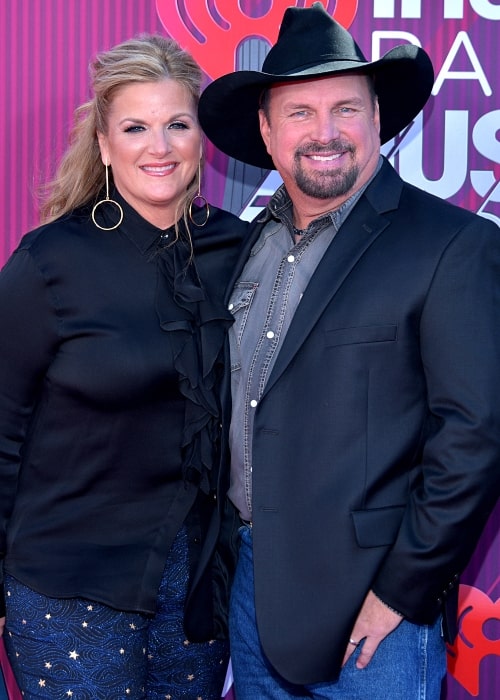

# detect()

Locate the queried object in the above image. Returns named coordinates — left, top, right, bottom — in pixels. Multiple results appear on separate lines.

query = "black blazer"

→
left=225, top=159, right=500, bottom=684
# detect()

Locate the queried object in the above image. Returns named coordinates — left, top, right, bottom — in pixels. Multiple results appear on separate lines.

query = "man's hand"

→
left=342, top=590, right=403, bottom=669
left=0, top=616, right=5, bottom=637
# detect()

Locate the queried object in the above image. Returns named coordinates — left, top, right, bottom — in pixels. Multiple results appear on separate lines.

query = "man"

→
left=199, top=4, right=500, bottom=699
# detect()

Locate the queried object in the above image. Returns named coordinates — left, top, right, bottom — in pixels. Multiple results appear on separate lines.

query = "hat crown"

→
left=262, top=3, right=367, bottom=76
left=198, top=2, right=434, bottom=169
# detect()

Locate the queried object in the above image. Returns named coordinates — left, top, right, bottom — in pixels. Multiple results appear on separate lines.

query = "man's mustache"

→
left=295, top=141, right=354, bottom=157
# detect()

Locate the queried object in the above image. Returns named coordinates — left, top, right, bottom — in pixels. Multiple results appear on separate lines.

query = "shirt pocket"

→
left=228, top=281, right=259, bottom=347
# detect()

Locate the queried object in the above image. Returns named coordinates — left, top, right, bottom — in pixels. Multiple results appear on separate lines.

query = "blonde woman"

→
left=0, top=35, right=246, bottom=699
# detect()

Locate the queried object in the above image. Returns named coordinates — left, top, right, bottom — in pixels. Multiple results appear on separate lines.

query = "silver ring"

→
left=349, top=638, right=359, bottom=646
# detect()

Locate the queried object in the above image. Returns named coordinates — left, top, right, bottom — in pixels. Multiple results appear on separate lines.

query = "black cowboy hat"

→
left=198, top=2, right=434, bottom=170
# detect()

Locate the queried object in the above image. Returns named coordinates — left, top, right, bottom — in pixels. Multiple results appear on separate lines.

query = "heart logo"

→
left=447, top=584, right=500, bottom=696
left=156, top=0, right=358, bottom=79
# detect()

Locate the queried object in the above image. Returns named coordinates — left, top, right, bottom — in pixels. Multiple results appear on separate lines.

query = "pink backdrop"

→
left=0, top=2, right=498, bottom=698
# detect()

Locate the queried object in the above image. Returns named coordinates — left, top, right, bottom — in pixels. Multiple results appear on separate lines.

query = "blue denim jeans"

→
left=230, top=525, right=446, bottom=700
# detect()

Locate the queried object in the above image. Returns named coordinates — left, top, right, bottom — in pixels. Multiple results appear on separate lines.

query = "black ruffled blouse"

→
left=0, top=191, right=246, bottom=620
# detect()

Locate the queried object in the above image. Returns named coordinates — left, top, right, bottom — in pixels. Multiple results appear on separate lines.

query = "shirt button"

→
left=228, top=303, right=234, bottom=310
left=266, top=330, right=275, bottom=339
left=250, top=399, right=258, bottom=408
left=287, top=255, right=295, bottom=262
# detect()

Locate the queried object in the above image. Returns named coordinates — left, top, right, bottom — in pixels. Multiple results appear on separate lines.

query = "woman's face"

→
left=97, top=79, right=202, bottom=229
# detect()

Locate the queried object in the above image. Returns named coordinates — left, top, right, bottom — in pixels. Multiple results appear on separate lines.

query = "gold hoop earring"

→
left=188, top=163, right=209, bottom=227
left=91, top=163, right=124, bottom=231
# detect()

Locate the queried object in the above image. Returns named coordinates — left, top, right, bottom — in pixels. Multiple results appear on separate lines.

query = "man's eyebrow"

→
left=282, top=96, right=365, bottom=110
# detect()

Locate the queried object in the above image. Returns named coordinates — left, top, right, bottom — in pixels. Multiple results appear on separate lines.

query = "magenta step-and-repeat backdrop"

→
left=0, top=2, right=499, bottom=698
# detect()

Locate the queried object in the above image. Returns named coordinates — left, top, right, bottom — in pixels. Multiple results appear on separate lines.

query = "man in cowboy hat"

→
left=199, top=4, right=500, bottom=698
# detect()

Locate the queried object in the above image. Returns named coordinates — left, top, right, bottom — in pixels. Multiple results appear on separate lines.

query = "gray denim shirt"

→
left=228, top=161, right=382, bottom=520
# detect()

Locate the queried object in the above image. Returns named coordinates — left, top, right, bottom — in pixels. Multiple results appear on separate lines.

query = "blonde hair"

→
left=40, top=35, right=203, bottom=232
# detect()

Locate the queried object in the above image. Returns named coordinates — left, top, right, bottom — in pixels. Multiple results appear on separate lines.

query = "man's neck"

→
left=287, top=157, right=384, bottom=229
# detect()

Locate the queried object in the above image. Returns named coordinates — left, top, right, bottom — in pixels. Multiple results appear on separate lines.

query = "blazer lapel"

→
left=263, top=165, right=403, bottom=395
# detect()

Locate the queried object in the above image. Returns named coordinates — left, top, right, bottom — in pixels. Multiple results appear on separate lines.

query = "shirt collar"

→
left=94, top=188, right=174, bottom=256
left=261, top=156, right=384, bottom=236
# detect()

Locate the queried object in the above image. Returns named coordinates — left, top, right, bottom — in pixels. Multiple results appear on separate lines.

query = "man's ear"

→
left=259, top=108, right=272, bottom=155
left=374, top=97, right=381, bottom=139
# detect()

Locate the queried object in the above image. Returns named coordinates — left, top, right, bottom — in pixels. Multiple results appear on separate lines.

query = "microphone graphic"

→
left=156, top=1, right=358, bottom=80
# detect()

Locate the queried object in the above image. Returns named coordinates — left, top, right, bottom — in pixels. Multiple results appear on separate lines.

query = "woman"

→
left=0, top=35, right=246, bottom=699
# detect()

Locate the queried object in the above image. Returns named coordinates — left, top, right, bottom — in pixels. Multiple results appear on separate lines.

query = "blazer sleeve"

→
left=372, top=216, right=500, bottom=623
left=0, top=246, right=59, bottom=605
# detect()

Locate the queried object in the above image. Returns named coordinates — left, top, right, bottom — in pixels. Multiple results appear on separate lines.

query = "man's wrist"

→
left=372, top=590, right=404, bottom=618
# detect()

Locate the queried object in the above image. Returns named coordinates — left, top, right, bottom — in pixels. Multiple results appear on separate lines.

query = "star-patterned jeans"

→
left=3, top=527, right=229, bottom=699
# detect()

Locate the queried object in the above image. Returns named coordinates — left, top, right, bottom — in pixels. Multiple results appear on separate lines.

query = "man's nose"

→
left=310, top=113, right=341, bottom=143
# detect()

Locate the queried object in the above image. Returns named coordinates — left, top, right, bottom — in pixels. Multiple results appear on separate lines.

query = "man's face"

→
left=259, top=73, right=381, bottom=215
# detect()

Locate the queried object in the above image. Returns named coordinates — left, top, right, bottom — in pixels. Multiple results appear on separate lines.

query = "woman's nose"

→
left=148, top=129, right=172, bottom=155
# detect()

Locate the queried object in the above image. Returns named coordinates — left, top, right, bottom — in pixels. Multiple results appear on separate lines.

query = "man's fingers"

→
left=354, top=637, right=381, bottom=669
left=341, top=636, right=363, bottom=667
left=341, top=644, right=355, bottom=667
left=342, top=635, right=383, bottom=669
left=342, top=592, right=404, bottom=669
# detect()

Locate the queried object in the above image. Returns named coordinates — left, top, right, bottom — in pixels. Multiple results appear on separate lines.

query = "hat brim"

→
left=199, top=44, right=434, bottom=170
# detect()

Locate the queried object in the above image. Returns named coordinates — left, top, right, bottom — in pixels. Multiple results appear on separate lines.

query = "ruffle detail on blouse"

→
left=155, top=238, right=233, bottom=494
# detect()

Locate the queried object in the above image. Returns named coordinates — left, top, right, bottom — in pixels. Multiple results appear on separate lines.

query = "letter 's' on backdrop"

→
left=0, top=2, right=498, bottom=698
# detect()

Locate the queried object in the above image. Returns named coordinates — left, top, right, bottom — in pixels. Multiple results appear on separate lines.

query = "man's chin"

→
left=296, top=176, right=356, bottom=201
